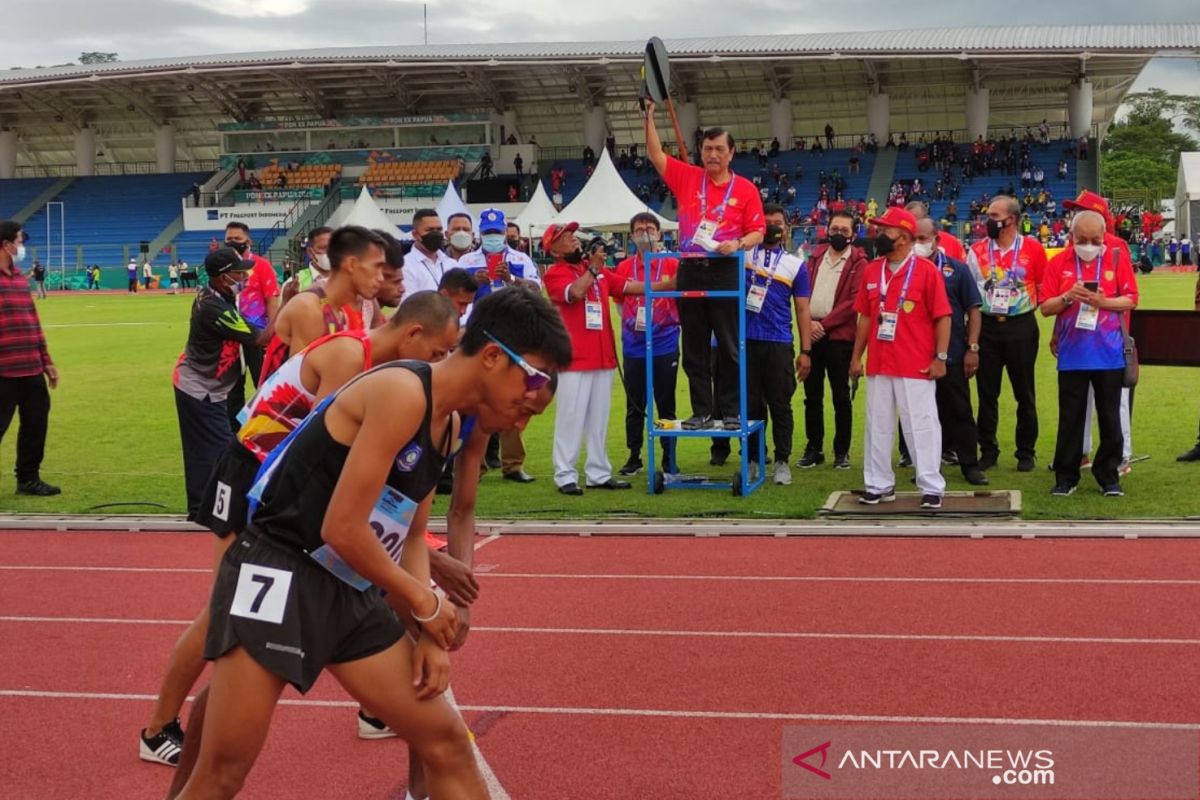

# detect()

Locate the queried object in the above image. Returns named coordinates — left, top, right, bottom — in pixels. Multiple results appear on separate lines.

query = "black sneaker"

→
left=897, top=453, right=913, bottom=468
left=358, top=710, right=398, bottom=740
left=962, top=468, right=989, bottom=486
left=1016, top=456, right=1036, bottom=473
left=857, top=489, right=896, bottom=505
left=1101, top=484, right=1125, bottom=497
left=833, top=453, right=852, bottom=470
left=484, top=455, right=502, bottom=470
left=618, top=456, right=643, bottom=476
left=1050, top=483, right=1077, bottom=497
left=920, top=494, right=943, bottom=509
left=709, top=449, right=729, bottom=466
left=722, top=416, right=741, bottom=431
left=17, top=479, right=60, bottom=496
left=139, top=719, right=184, bottom=766
left=795, top=451, right=825, bottom=469
left=978, top=454, right=997, bottom=471
left=682, top=415, right=712, bottom=431
left=941, top=451, right=959, bottom=466
left=1177, top=447, right=1200, bottom=463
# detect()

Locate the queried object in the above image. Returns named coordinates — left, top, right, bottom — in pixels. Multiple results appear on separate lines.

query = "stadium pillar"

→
left=155, top=124, right=176, bottom=174
left=74, top=127, right=96, bottom=176
left=866, top=92, right=890, bottom=144
left=676, top=101, right=699, bottom=147
left=502, top=110, right=520, bottom=143
left=1067, top=79, right=1094, bottom=140
left=0, top=130, right=16, bottom=179
left=582, top=105, right=607, bottom=159
left=965, top=87, right=990, bottom=142
left=769, top=98, right=793, bottom=149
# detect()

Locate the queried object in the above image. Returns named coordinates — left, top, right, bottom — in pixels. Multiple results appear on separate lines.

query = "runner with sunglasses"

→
left=171, top=288, right=571, bottom=800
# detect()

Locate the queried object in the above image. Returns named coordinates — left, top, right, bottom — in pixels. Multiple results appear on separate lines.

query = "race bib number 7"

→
left=230, top=563, right=292, bottom=624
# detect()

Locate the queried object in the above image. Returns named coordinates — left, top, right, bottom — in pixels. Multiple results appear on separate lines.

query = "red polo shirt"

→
left=662, top=155, right=764, bottom=253
left=854, top=255, right=952, bottom=380
left=938, top=231, right=966, bottom=262
left=543, top=260, right=619, bottom=372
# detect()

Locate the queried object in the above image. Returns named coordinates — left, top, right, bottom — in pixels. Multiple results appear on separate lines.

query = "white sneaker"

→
left=358, top=710, right=398, bottom=740
left=773, top=461, right=792, bottom=486
left=748, top=462, right=760, bottom=483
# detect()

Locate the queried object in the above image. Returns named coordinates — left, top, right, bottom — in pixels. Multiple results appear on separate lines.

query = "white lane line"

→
left=4, top=564, right=1199, bottom=586
left=42, top=322, right=160, bottom=329
left=1, top=690, right=1194, bottom=731
left=2, top=615, right=1195, bottom=647
left=480, top=572, right=1200, bottom=586
left=445, top=687, right=510, bottom=800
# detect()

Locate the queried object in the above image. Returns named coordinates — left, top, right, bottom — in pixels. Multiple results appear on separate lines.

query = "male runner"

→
left=142, top=291, right=460, bottom=767
left=172, top=288, right=571, bottom=799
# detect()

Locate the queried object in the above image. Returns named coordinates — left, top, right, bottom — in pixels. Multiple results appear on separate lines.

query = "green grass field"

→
left=4, top=273, right=1200, bottom=519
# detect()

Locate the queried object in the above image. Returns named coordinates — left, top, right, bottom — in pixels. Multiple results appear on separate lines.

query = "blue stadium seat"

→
left=0, top=178, right=59, bottom=219
left=21, top=173, right=213, bottom=266
left=167, top=229, right=274, bottom=269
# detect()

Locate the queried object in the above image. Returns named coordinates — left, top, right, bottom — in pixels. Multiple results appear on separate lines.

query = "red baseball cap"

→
left=541, top=222, right=579, bottom=251
left=868, top=207, right=918, bottom=236
left=1062, top=190, right=1110, bottom=216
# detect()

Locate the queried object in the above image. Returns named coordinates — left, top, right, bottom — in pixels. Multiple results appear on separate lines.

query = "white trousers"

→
left=553, top=369, right=615, bottom=487
left=1083, top=386, right=1132, bottom=461
left=864, top=375, right=946, bottom=496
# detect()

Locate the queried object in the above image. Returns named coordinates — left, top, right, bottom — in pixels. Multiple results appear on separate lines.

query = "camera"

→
left=587, top=235, right=615, bottom=256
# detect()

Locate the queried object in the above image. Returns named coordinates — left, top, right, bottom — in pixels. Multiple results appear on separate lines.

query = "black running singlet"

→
left=248, top=361, right=454, bottom=556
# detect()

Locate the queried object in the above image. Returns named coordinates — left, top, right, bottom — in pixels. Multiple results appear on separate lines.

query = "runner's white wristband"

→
left=411, top=591, right=443, bottom=624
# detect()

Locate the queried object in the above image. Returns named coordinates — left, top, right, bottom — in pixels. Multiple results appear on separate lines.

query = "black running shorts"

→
left=204, top=531, right=405, bottom=693
left=196, top=443, right=261, bottom=538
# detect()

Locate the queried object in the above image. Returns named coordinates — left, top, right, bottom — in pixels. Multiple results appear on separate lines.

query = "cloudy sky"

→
left=6, top=0, right=1198, bottom=95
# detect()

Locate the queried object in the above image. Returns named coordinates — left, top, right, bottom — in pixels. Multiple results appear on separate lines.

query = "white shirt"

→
left=143, top=263, right=152, bottom=277
left=809, top=247, right=849, bottom=320
left=401, top=246, right=459, bottom=298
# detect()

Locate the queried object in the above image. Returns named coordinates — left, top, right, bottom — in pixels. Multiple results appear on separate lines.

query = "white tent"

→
left=435, top=179, right=471, bottom=227
left=513, top=180, right=558, bottom=234
left=341, top=187, right=409, bottom=240
left=546, top=148, right=677, bottom=233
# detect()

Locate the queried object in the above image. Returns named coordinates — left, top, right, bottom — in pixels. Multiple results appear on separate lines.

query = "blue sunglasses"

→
left=484, top=331, right=552, bottom=392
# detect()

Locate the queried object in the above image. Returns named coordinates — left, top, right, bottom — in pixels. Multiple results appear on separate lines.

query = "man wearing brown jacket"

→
left=797, top=210, right=868, bottom=469
left=1177, top=273, right=1200, bottom=462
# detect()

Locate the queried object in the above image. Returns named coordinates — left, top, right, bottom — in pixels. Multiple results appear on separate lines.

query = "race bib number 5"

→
left=230, top=563, right=292, bottom=624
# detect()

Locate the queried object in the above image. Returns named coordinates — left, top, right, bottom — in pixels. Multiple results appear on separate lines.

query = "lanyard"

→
left=751, top=247, right=783, bottom=288
left=878, top=254, right=917, bottom=313
left=987, top=234, right=1023, bottom=283
left=700, top=171, right=737, bottom=223
left=418, top=252, right=441, bottom=286
left=634, top=252, right=662, bottom=285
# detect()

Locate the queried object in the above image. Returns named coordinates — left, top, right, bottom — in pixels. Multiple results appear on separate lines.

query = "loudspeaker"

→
left=139, top=241, right=150, bottom=254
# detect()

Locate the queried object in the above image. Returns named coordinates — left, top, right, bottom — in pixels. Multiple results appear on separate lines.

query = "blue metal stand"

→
left=643, top=250, right=766, bottom=497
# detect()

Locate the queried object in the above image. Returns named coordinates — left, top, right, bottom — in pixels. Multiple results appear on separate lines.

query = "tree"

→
left=1101, top=91, right=1199, bottom=203
left=79, top=52, right=119, bottom=65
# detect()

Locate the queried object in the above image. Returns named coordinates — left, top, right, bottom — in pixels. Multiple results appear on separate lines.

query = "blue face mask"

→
left=481, top=233, right=506, bottom=253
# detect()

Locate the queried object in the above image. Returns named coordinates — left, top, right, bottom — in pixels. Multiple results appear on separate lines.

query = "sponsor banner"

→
left=183, top=204, right=304, bottom=231
left=234, top=188, right=322, bottom=202
left=219, top=113, right=489, bottom=131
left=783, top=724, right=1199, bottom=799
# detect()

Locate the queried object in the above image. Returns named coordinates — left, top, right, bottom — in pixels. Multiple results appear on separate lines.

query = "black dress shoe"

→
left=978, top=454, right=997, bottom=471
left=709, top=451, right=729, bottom=466
left=681, top=415, right=712, bottom=431
left=962, top=468, right=989, bottom=486
left=503, top=470, right=535, bottom=483
left=586, top=478, right=631, bottom=490
left=17, top=479, right=60, bottom=496
left=484, top=455, right=502, bottom=470
left=1177, top=447, right=1200, bottom=463
left=1016, top=456, right=1036, bottom=472
left=557, top=483, right=583, bottom=496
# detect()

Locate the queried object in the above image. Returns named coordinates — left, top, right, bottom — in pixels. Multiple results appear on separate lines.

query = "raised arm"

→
left=643, top=100, right=668, bottom=177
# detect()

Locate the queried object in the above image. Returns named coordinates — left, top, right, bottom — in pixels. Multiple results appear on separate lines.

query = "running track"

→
left=1, top=529, right=1199, bottom=798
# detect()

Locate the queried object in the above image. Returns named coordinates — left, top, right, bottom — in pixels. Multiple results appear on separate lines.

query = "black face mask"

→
left=986, top=218, right=1006, bottom=241
left=506, top=237, right=521, bottom=249
left=874, top=233, right=896, bottom=257
left=763, top=225, right=785, bottom=247
left=225, top=240, right=248, bottom=254
left=420, top=231, right=445, bottom=252
left=828, top=233, right=851, bottom=252
left=562, top=249, right=584, bottom=265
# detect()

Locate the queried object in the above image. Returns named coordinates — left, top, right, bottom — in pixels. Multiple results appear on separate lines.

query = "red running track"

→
left=1, top=530, right=1199, bottom=799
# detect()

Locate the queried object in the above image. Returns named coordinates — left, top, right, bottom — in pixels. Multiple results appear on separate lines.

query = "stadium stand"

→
left=0, top=177, right=59, bottom=219
left=359, top=158, right=460, bottom=190
left=253, top=162, right=341, bottom=190
left=167, top=229, right=273, bottom=270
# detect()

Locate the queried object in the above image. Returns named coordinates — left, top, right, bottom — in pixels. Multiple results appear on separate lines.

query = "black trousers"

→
left=709, top=346, right=730, bottom=460
left=803, top=337, right=854, bottom=457
left=175, top=387, right=235, bottom=521
left=746, top=340, right=797, bottom=464
left=1054, top=369, right=1124, bottom=488
left=0, top=375, right=51, bottom=483
left=936, top=361, right=980, bottom=470
left=226, top=345, right=264, bottom=434
left=128, top=278, right=137, bottom=292
left=976, top=312, right=1039, bottom=461
left=676, top=258, right=741, bottom=421
left=623, top=352, right=678, bottom=463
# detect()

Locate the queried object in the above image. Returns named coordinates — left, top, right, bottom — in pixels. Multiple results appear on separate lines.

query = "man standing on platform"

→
left=797, top=210, right=866, bottom=471
left=850, top=208, right=952, bottom=509
left=965, top=196, right=1047, bottom=472
left=643, top=99, right=764, bottom=432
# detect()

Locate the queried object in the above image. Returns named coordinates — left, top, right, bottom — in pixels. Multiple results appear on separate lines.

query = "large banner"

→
left=234, top=188, right=322, bottom=203
left=219, top=114, right=489, bottom=132
left=183, top=204, right=306, bottom=231
left=220, top=145, right=485, bottom=171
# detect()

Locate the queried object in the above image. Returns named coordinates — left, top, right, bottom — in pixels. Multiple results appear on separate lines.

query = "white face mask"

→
left=449, top=231, right=474, bottom=251
left=13, top=244, right=26, bottom=264
left=913, top=241, right=935, bottom=259
left=481, top=233, right=506, bottom=253
left=1074, top=243, right=1104, bottom=262
left=314, top=253, right=330, bottom=272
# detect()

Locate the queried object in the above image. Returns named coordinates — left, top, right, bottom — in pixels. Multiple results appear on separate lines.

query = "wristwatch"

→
left=800, top=349, right=812, bottom=356
left=968, top=343, right=980, bottom=353
left=1061, top=295, right=1074, bottom=306
left=936, top=352, right=949, bottom=362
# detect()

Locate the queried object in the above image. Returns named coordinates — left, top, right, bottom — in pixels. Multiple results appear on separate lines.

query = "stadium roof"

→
left=2, top=24, right=1198, bottom=171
